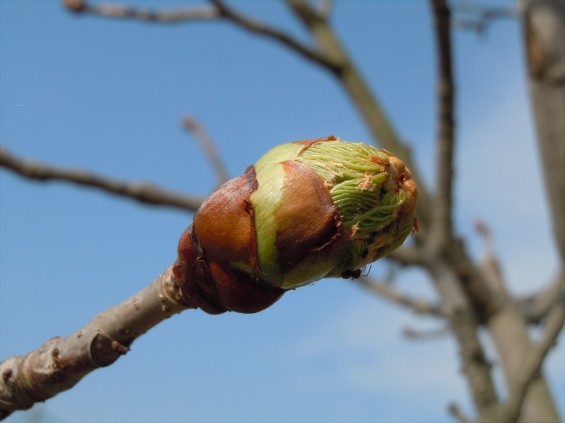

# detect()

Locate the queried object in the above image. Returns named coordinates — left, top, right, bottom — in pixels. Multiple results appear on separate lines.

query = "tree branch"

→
left=476, top=221, right=561, bottom=422
left=63, top=0, right=342, bottom=75
left=357, top=277, right=443, bottom=317
left=63, top=0, right=220, bottom=23
left=428, top=259, right=499, bottom=416
left=0, top=146, right=203, bottom=212
left=517, top=272, right=565, bottom=324
left=385, top=246, right=427, bottom=267
left=209, top=0, right=341, bottom=72
left=452, top=2, right=519, bottom=34
left=523, top=0, right=565, bottom=266
left=478, top=296, right=565, bottom=423
left=182, top=116, right=229, bottom=186
left=0, top=267, right=189, bottom=419
left=429, top=0, right=456, bottom=250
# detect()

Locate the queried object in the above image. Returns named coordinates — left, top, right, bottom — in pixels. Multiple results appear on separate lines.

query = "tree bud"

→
left=173, top=136, right=417, bottom=314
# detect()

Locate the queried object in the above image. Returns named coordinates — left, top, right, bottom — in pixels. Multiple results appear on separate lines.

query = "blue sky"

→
left=1, top=1, right=563, bottom=422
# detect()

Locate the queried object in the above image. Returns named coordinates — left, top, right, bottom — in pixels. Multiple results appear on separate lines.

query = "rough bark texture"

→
left=0, top=268, right=187, bottom=420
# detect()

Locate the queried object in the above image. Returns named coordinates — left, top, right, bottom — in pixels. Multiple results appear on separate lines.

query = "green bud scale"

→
left=173, top=136, right=417, bottom=314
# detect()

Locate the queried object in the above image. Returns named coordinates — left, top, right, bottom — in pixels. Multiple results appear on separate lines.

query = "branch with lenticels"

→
left=0, top=146, right=203, bottom=212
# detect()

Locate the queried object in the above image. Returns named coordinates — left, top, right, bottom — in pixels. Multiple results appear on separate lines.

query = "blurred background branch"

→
left=181, top=116, right=229, bottom=186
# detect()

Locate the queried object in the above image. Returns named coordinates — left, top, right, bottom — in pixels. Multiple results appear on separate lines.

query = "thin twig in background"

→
left=63, top=0, right=220, bottom=23
left=182, top=116, right=229, bottom=186
left=385, top=246, right=426, bottom=267
left=63, top=0, right=341, bottom=72
left=429, top=0, right=456, bottom=250
left=403, top=325, right=450, bottom=340
left=427, top=258, right=499, bottom=414
left=0, top=147, right=202, bottom=212
left=448, top=402, right=472, bottom=423
left=357, top=277, right=443, bottom=317
left=452, top=1, right=519, bottom=34
left=209, top=0, right=342, bottom=72
left=517, top=273, right=565, bottom=324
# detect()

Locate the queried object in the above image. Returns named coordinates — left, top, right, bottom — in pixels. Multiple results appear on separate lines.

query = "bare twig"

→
left=0, top=267, right=188, bottom=419
left=448, top=402, right=472, bottom=423
left=517, top=272, right=565, bottom=324
left=403, top=325, right=449, bottom=340
left=357, top=277, right=443, bottom=317
left=182, top=116, right=229, bottom=186
left=429, top=0, right=456, bottom=250
left=453, top=1, right=519, bottom=34
left=385, top=246, right=426, bottom=267
left=63, top=0, right=342, bottom=75
left=478, top=298, right=565, bottom=423
left=476, top=221, right=561, bottom=422
left=210, top=0, right=341, bottom=72
left=428, top=259, right=499, bottom=415
left=524, top=0, right=565, bottom=266
left=63, top=0, right=220, bottom=23
left=0, top=147, right=203, bottom=212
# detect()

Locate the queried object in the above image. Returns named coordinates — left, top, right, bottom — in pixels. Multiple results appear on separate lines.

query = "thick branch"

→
left=429, top=0, right=456, bottom=249
left=524, top=0, right=565, bottom=265
left=0, top=267, right=189, bottom=420
left=0, top=147, right=203, bottom=212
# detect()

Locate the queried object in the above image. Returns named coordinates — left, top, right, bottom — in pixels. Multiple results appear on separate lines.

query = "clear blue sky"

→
left=1, top=1, right=563, bottom=422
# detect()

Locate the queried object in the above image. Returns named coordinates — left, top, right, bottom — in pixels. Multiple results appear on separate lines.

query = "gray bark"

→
left=523, top=0, right=565, bottom=265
